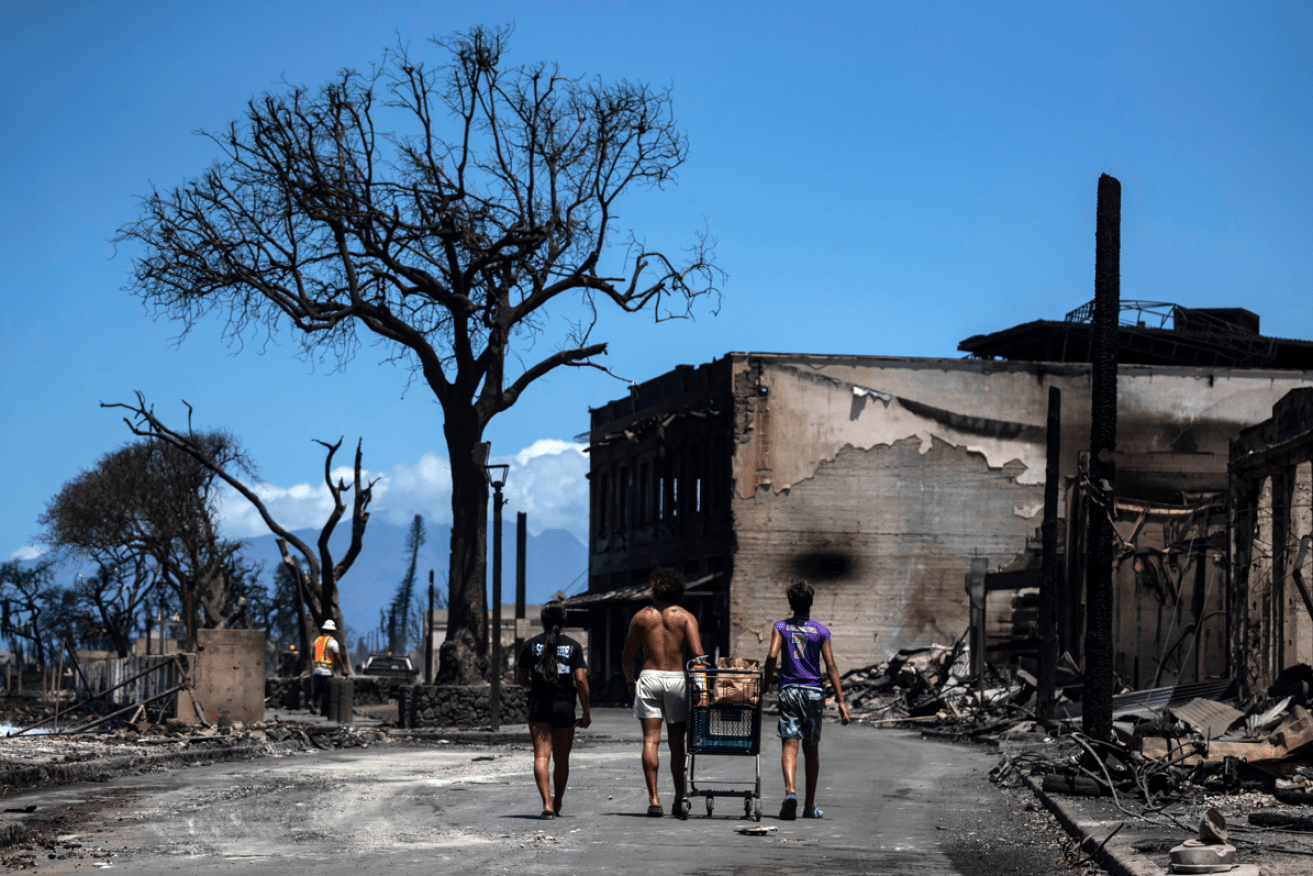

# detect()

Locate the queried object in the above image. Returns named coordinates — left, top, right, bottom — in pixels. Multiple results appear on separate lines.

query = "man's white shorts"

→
left=633, top=670, right=689, bottom=723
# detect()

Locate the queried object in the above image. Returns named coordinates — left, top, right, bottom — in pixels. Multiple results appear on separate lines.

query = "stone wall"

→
left=397, top=684, right=527, bottom=729
left=265, top=676, right=396, bottom=711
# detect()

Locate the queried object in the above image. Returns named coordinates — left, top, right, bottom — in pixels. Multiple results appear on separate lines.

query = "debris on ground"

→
left=0, top=715, right=390, bottom=797
left=823, top=644, right=1313, bottom=872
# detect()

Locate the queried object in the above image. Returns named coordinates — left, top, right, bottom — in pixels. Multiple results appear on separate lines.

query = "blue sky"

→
left=3, top=1, right=1310, bottom=561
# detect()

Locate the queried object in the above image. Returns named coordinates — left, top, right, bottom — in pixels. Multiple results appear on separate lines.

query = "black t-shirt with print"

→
left=518, top=632, right=585, bottom=705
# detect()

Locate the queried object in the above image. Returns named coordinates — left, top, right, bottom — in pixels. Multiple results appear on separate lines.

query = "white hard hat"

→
left=322, top=619, right=337, bottom=632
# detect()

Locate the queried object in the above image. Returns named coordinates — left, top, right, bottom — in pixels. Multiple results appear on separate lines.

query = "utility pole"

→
left=515, top=512, right=527, bottom=660
left=425, top=571, right=434, bottom=685
left=482, top=458, right=510, bottom=732
left=1084, top=172, right=1121, bottom=741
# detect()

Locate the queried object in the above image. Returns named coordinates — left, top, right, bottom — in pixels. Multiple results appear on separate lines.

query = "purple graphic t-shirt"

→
left=774, top=617, right=831, bottom=689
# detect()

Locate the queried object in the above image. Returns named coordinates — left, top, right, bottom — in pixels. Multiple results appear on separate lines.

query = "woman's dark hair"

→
left=787, top=580, right=814, bottom=616
left=537, top=600, right=568, bottom=684
left=649, top=567, right=685, bottom=603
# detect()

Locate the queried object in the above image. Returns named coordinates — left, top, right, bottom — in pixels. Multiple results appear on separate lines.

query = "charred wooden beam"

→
left=1038, top=385, right=1062, bottom=720
left=1084, top=173, right=1121, bottom=741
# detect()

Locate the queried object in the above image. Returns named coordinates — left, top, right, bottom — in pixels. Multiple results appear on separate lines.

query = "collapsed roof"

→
left=959, top=301, right=1313, bottom=369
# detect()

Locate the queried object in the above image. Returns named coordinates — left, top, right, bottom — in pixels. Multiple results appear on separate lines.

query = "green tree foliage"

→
left=39, top=435, right=250, bottom=650
left=387, top=515, right=426, bottom=654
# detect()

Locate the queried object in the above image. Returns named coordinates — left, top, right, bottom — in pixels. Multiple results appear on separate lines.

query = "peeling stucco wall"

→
left=733, top=356, right=1313, bottom=503
left=733, top=358, right=1054, bottom=498
left=729, top=437, right=1044, bottom=671
left=726, top=353, right=1313, bottom=672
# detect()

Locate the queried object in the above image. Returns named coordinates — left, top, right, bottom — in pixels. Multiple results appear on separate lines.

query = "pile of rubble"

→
left=834, top=637, right=1004, bottom=726
left=0, top=716, right=389, bottom=796
left=833, top=645, right=1313, bottom=870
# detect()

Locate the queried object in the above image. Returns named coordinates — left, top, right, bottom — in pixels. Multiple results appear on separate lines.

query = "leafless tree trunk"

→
left=117, top=26, right=721, bottom=682
left=106, top=394, right=375, bottom=663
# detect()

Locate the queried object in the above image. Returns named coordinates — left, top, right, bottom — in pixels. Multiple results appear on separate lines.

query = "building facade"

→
left=580, top=345, right=1313, bottom=698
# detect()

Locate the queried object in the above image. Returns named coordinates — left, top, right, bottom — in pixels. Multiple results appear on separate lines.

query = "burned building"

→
left=1230, top=387, right=1313, bottom=694
left=575, top=304, right=1313, bottom=698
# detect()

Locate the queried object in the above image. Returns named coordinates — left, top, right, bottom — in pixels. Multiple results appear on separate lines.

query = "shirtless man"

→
left=622, top=567, right=706, bottom=818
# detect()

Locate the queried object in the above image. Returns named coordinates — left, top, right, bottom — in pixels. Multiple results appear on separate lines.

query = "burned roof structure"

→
left=959, top=300, right=1313, bottom=370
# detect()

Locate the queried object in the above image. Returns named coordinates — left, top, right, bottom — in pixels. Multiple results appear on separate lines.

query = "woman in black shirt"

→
left=516, top=600, right=591, bottom=819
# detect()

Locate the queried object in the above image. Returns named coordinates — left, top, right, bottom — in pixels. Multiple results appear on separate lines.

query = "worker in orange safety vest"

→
left=305, top=619, right=349, bottom=718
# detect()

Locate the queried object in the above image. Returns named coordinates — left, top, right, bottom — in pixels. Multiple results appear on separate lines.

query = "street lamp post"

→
left=483, top=454, right=510, bottom=732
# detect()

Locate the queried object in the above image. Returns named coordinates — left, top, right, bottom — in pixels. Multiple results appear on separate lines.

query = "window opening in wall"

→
left=597, top=472, right=610, bottom=533
left=639, top=461, right=650, bottom=525
left=691, top=444, right=703, bottom=515
left=665, top=453, right=679, bottom=521
left=711, top=437, right=725, bottom=511
left=618, top=467, right=630, bottom=532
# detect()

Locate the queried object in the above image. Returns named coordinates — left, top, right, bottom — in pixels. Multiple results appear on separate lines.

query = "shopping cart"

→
left=680, top=657, right=763, bottom=821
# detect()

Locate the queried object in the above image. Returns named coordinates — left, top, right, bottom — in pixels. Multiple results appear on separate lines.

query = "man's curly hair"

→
left=649, top=567, right=685, bottom=603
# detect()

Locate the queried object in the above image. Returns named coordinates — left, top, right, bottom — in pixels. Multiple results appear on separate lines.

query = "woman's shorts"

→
left=777, top=686, right=824, bottom=745
left=527, top=697, right=577, bottom=729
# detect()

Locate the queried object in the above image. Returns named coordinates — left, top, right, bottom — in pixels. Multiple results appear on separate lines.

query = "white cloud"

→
left=218, top=465, right=390, bottom=538
left=218, top=441, right=590, bottom=545
left=501, top=441, right=590, bottom=543
left=374, top=452, right=453, bottom=527
left=9, top=545, right=48, bottom=562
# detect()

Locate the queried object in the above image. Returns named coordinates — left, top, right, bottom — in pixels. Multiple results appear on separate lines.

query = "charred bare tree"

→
left=40, top=433, right=248, bottom=650
left=0, top=560, right=58, bottom=667
left=71, top=558, right=155, bottom=658
left=1084, top=172, right=1121, bottom=741
left=115, top=26, right=721, bottom=683
left=106, top=394, right=375, bottom=661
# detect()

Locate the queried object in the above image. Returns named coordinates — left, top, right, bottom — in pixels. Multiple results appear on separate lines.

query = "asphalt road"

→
left=4, top=708, right=1078, bottom=875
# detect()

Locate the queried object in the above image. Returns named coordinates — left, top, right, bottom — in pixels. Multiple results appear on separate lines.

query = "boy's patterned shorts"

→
left=777, top=686, right=824, bottom=744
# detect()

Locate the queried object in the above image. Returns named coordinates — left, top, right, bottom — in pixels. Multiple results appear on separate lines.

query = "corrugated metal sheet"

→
left=1170, top=698, right=1244, bottom=737
left=1056, top=678, right=1235, bottom=720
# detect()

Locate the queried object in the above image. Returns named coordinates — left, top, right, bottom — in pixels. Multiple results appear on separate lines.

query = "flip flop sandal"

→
left=646, top=804, right=665, bottom=817
left=540, top=809, right=555, bottom=820
left=803, top=806, right=823, bottom=819
left=779, top=795, right=798, bottom=820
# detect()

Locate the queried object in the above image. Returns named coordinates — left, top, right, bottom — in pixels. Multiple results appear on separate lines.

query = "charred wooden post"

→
left=1084, top=173, right=1121, bottom=740
left=1038, top=385, right=1062, bottom=721
left=968, top=557, right=988, bottom=680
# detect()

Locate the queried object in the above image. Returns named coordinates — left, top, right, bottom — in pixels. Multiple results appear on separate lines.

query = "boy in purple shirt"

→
left=762, top=580, right=850, bottom=820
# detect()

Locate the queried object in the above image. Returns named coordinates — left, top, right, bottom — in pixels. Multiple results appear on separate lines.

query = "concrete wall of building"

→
left=727, top=354, right=1313, bottom=674
left=193, top=629, right=267, bottom=723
